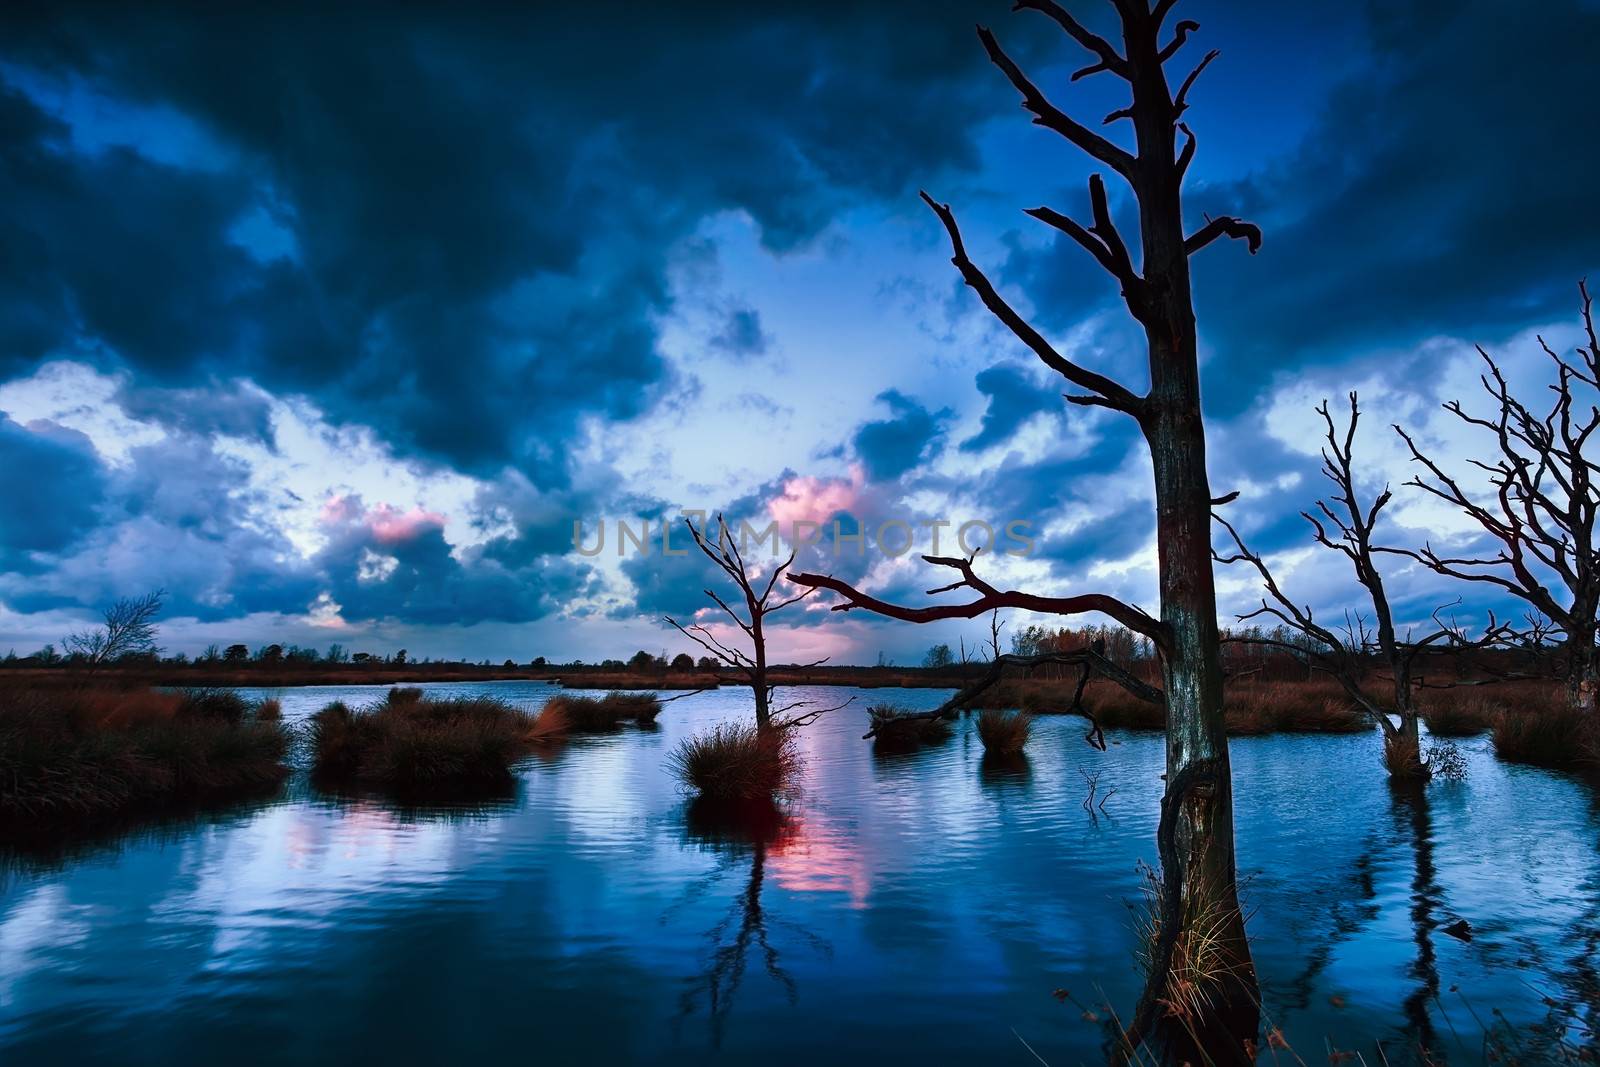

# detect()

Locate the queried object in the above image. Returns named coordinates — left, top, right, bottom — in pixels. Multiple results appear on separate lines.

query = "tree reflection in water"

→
left=1389, top=780, right=1444, bottom=1060
left=674, top=798, right=831, bottom=1047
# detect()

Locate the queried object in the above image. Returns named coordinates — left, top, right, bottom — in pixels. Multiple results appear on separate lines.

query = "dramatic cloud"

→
left=0, top=0, right=1592, bottom=661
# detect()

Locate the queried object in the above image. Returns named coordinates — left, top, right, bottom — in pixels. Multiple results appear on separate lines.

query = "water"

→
left=1, top=681, right=1595, bottom=1063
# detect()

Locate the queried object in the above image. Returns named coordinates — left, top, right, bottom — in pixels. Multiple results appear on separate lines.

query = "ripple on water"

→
left=1, top=682, right=1596, bottom=1064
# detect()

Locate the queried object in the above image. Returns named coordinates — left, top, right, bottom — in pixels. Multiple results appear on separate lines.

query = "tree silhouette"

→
left=788, top=1, right=1262, bottom=1057
left=1393, top=283, right=1600, bottom=712
left=668, top=515, right=849, bottom=730
left=1214, top=393, right=1510, bottom=777
left=64, top=589, right=165, bottom=668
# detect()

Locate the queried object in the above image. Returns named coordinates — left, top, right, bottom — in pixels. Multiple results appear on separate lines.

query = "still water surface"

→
left=1, top=681, right=1596, bottom=1063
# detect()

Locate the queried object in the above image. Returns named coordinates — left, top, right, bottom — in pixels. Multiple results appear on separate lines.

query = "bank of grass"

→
left=975, top=708, right=1031, bottom=755
left=668, top=722, right=799, bottom=802
left=539, top=691, right=662, bottom=732
left=0, top=685, right=289, bottom=833
left=309, top=692, right=537, bottom=795
left=866, top=704, right=955, bottom=752
left=1492, top=703, right=1596, bottom=771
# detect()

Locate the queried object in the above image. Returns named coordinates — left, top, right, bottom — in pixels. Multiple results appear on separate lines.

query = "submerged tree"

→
left=790, top=1, right=1261, bottom=1057
left=1214, top=393, right=1508, bottom=778
left=667, top=514, right=848, bottom=731
left=1394, top=283, right=1600, bottom=712
left=64, top=589, right=166, bottom=668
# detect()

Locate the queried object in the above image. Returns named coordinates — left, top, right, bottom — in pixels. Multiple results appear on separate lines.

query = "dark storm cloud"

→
left=0, top=1, right=1015, bottom=476
left=1187, top=0, right=1600, bottom=407
left=959, top=362, right=1060, bottom=453
left=0, top=432, right=321, bottom=618
left=314, top=497, right=595, bottom=626
left=0, top=416, right=105, bottom=569
left=852, top=389, right=952, bottom=482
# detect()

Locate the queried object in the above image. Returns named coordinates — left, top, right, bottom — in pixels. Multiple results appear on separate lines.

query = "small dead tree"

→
left=1214, top=394, right=1508, bottom=776
left=1393, top=283, right=1600, bottom=712
left=666, top=516, right=850, bottom=730
left=64, top=589, right=166, bottom=669
left=789, top=1, right=1263, bottom=1057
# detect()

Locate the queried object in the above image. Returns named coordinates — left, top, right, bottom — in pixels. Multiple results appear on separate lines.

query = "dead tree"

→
left=63, top=589, right=166, bottom=670
left=788, top=2, right=1262, bottom=1058
left=1393, top=283, right=1600, bottom=712
left=1214, top=393, right=1508, bottom=777
left=666, top=515, right=850, bottom=730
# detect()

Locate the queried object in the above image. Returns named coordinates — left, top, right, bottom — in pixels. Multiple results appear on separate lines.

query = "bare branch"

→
left=1184, top=214, right=1261, bottom=256
left=976, top=25, right=1137, bottom=178
left=1012, top=0, right=1129, bottom=80
left=922, top=191, right=1145, bottom=415
left=790, top=552, right=1168, bottom=650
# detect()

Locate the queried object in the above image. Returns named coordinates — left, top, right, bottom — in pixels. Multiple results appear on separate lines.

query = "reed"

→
left=668, top=722, right=799, bottom=801
left=0, top=685, right=289, bottom=830
left=541, top=691, right=662, bottom=732
left=308, top=695, right=533, bottom=794
left=975, top=708, right=1031, bottom=755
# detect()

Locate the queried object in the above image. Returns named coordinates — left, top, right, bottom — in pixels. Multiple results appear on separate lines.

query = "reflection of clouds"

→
left=0, top=884, right=91, bottom=1008
left=768, top=812, right=870, bottom=909
left=140, top=802, right=506, bottom=976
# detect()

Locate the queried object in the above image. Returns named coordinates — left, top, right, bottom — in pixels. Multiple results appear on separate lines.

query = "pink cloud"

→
left=767, top=466, right=864, bottom=528
left=318, top=494, right=446, bottom=545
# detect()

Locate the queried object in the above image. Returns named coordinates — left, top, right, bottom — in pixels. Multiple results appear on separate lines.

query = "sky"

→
left=0, top=0, right=1596, bottom=665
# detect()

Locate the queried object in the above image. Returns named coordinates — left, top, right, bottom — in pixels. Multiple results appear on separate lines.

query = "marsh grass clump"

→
left=1273, top=698, right=1370, bottom=734
left=1492, top=705, right=1594, bottom=771
left=1420, top=693, right=1499, bottom=737
left=309, top=695, right=533, bottom=795
left=541, top=691, right=662, bottom=732
left=1133, top=862, right=1254, bottom=1040
left=668, top=722, right=798, bottom=802
left=1382, top=731, right=1430, bottom=781
left=384, top=687, right=425, bottom=707
left=975, top=708, right=1031, bottom=755
left=1085, top=681, right=1166, bottom=731
left=255, top=697, right=283, bottom=722
left=867, top=704, right=954, bottom=752
left=176, top=687, right=251, bottom=724
left=525, top=700, right=570, bottom=744
left=0, top=686, right=289, bottom=833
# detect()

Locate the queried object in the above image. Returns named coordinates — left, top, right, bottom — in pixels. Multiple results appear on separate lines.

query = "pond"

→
left=1, top=681, right=1595, bottom=1063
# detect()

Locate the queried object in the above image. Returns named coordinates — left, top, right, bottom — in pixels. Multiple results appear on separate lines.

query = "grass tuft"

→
left=668, top=721, right=799, bottom=801
left=975, top=708, right=1031, bottom=754
left=540, top=691, right=662, bottom=732
left=1419, top=692, right=1499, bottom=737
left=308, top=695, right=533, bottom=795
left=1382, top=731, right=1430, bottom=780
left=176, top=687, right=251, bottom=724
left=0, top=685, right=289, bottom=833
left=1492, top=704, right=1595, bottom=770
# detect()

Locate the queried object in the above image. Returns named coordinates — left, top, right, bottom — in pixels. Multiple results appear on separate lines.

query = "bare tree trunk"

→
left=1569, top=626, right=1598, bottom=712
left=751, top=615, right=771, bottom=730
left=1135, top=180, right=1258, bottom=1061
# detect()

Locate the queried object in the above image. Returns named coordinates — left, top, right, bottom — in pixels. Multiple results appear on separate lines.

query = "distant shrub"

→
left=384, top=687, right=425, bottom=707
left=309, top=696, right=533, bottom=795
left=976, top=708, right=1031, bottom=755
left=669, top=722, right=798, bottom=801
left=0, top=686, right=289, bottom=831
left=541, top=691, right=662, bottom=732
